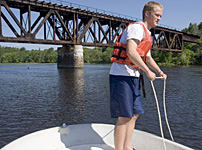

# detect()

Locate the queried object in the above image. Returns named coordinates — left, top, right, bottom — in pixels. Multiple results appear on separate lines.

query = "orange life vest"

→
left=111, top=22, right=152, bottom=69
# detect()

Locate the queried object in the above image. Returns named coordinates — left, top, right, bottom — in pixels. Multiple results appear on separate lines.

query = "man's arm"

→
left=146, top=55, right=167, bottom=80
left=126, top=39, right=156, bottom=81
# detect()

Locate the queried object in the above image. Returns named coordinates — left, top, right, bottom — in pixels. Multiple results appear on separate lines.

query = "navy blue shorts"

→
left=109, top=75, right=144, bottom=118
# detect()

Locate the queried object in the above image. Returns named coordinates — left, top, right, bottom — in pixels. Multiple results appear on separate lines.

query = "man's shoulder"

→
left=127, top=22, right=144, bottom=33
left=128, top=22, right=143, bottom=28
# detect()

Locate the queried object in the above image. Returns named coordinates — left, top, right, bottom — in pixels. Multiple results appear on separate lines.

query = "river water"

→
left=0, top=64, right=201, bottom=149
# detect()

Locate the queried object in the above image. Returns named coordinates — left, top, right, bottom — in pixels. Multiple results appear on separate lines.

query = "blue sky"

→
left=0, top=0, right=201, bottom=50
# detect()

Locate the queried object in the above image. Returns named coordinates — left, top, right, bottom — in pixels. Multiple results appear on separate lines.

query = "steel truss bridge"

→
left=0, top=0, right=200, bottom=52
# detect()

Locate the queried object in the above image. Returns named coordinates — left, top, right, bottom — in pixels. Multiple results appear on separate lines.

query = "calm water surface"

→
left=0, top=64, right=201, bottom=149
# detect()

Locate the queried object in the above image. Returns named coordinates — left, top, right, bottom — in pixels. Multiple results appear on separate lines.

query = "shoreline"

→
left=0, top=63, right=201, bottom=68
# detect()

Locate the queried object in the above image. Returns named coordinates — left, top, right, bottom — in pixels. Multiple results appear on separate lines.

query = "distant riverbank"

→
left=1, top=62, right=202, bottom=68
left=1, top=44, right=202, bottom=65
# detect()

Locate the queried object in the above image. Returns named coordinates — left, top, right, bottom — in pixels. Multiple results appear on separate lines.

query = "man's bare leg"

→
left=114, top=115, right=139, bottom=150
left=123, top=115, right=139, bottom=150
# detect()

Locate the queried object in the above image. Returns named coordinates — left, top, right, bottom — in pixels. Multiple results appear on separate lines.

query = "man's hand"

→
left=159, top=71, right=167, bottom=80
left=146, top=70, right=156, bottom=81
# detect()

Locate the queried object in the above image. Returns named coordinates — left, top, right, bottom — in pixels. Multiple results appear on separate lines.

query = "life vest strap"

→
left=114, top=45, right=126, bottom=60
left=112, top=55, right=126, bottom=60
left=139, top=71, right=146, bottom=98
left=113, top=46, right=126, bottom=50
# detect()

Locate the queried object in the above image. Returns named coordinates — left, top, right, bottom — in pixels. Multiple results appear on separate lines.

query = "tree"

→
left=198, top=22, right=202, bottom=31
left=187, top=23, right=198, bottom=35
left=20, top=47, right=26, bottom=51
left=102, top=47, right=113, bottom=63
left=195, top=36, right=202, bottom=64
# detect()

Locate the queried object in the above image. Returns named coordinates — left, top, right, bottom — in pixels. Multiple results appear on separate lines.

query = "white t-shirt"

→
left=109, top=22, right=151, bottom=77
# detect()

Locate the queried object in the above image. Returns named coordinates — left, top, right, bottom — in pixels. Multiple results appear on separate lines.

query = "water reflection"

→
left=58, top=68, right=85, bottom=100
left=57, top=68, right=85, bottom=124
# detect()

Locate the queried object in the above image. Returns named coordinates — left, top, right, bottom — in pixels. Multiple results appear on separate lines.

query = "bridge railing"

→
left=43, top=0, right=181, bottom=31
left=44, top=0, right=141, bottom=21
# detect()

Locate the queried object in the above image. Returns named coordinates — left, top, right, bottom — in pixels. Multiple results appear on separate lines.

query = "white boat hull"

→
left=1, top=123, right=193, bottom=150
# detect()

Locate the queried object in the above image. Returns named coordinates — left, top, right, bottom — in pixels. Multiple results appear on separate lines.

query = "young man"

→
left=109, top=1, right=167, bottom=150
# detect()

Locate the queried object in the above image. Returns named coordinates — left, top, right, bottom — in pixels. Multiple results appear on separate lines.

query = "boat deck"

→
left=1, top=124, right=193, bottom=150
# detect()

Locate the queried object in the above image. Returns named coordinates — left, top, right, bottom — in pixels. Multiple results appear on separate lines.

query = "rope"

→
left=163, top=80, right=174, bottom=141
left=150, top=78, right=174, bottom=150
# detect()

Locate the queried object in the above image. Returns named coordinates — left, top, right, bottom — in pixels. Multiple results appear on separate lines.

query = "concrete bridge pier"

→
left=57, top=45, right=84, bottom=68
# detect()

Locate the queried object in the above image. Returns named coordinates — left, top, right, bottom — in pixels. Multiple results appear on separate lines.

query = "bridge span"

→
left=0, top=0, right=200, bottom=68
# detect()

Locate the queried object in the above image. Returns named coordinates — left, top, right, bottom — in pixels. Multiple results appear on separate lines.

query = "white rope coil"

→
left=150, top=78, right=174, bottom=150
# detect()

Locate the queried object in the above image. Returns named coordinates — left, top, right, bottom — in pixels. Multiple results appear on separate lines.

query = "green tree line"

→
left=0, top=47, right=57, bottom=63
left=0, top=22, right=202, bottom=65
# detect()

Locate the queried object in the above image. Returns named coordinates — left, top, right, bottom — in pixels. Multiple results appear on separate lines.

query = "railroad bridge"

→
left=0, top=0, right=200, bottom=68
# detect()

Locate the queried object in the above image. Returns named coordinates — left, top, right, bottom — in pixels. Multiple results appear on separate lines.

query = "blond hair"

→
left=142, top=1, right=163, bottom=20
